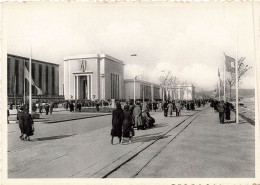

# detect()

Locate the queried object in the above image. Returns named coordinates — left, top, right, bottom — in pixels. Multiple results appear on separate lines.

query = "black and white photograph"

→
left=1, top=1, right=260, bottom=184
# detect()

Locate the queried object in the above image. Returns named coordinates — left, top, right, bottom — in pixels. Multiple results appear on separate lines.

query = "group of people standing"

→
left=210, top=99, right=234, bottom=124
left=16, top=106, right=34, bottom=141
left=162, top=100, right=182, bottom=117
left=111, top=101, right=155, bottom=145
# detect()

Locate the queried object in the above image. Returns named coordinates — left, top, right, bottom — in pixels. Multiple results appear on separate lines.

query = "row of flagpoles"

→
left=218, top=52, right=238, bottom=124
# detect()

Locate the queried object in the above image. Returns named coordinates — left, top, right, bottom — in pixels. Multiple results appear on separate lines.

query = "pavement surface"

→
left=8, top=105, right=255, bottom=178
left=8, top=108, right=110, bottom=123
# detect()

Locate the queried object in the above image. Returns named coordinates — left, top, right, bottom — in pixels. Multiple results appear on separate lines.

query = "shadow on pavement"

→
left=34, top=134, right=75, bottom=141
left=149, top=123, right=169, bottom=129
left=132, top=133, right=170, bottom=143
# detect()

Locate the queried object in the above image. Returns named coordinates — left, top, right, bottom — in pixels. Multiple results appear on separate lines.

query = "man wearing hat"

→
left=218, top=100, right=226, bottom=124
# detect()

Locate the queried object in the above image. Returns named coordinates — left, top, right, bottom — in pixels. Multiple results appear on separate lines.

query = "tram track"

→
left=89, top=107, right=208, bottom=178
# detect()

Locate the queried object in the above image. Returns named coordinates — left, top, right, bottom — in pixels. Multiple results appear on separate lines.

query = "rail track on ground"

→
left=89, top=107, right=208, bottom=178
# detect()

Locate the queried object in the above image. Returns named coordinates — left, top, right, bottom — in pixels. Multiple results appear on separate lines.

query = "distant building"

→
left=7, top=54, right=61, bottom=104
left=162, top=84, right=195, bottom=100
left=124, top=79, right=161, bottom=101
left=63, top=54, right=124, bottom=100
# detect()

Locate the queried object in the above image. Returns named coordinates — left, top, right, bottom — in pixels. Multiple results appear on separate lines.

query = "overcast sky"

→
left=3, top=2, right=259, bottom=93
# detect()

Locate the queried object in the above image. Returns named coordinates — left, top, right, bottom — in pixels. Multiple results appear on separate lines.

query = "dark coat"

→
left=218, top=102, right=225, bottom=113
left=122, top=110, right=133, bottom=138
left=225, top=103, right=233, bottom=120
left=111, top=108, right=124, bottom=137
left=17, top=111, right=26, bottom=134
left=24, top=112, right=34, bottom=136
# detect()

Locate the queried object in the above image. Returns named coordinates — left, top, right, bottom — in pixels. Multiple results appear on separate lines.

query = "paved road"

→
left=8, top=106, right=255, bottom=178
left=134, top=108, right=255, bottom=178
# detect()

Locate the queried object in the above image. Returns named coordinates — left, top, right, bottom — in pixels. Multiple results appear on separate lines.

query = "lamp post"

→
left=131, top=54, right=137, bottom=104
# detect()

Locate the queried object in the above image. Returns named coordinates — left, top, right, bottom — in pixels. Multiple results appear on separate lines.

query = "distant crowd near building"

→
left=7, top=53, right=196, bottom=106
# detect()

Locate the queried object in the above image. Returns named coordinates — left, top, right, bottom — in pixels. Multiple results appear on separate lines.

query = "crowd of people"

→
left=16, top=105, right=34, bottom=141
left=111, top=101, right=155, bottom=145
left=210, top=99, right=234, bottom=124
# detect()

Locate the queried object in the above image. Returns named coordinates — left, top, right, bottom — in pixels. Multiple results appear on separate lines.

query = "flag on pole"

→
left=225, top=54, right=235, bottom=71
left=24, top=67, right=43, bottom=95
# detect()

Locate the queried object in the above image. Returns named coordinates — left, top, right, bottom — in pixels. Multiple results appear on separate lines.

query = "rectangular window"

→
left=39, top=65, right=42, bottom=88
left=7, top=58, right=10, bottom=95
left=15, top=60, right=19, bottom=95
left=111, top=73, right=120, bottom=100
left=46, top=66, right=49, bottom=95
left=52, top=67, right=55, bottom=95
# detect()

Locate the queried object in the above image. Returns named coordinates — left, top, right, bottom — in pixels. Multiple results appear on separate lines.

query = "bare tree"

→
left=226, top=57, right=252, bottom=100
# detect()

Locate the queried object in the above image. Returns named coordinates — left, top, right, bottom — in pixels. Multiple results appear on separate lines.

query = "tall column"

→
left=35, top=63, right=39, bottom=94
left=151, top=84, right=154, bottom=101
left=18, top=59, right=24, bottom=96
left=55, top=66, right=59, bottom=95
left=48, top=65, right=52, bottom=95
left=96, top=58, right=100, bottom=99
left=76, top=75, right=79, bottom=100
left=9, top=58, right=15, bottom=96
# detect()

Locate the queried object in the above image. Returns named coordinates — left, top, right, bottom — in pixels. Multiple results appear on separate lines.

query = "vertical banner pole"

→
left=235, top=27, right=239, bottom=124
left=224, top=60, right=226, bottom=102
left=29, top=45, right=32, bottom=114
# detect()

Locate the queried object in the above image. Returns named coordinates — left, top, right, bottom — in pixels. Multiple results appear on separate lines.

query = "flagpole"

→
left=235, top=25, right=239, bottom=124
left=224, top=56, right=226, bottom=102
left=218, top=81, right=220, bottom=101
left=24, top=60, right=26, bottom=105
left=29, top=44, right=32, bottom=114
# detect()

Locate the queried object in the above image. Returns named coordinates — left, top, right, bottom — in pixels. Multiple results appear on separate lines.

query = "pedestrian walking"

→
left=17, top=107, right=26, bottom=140
left=96, top=101, right=100, bottom=112
left=163, top=101, right=168, bottom=117
left=133, top=102, right=143, bottom=130
left=69, top=101, right=74, bottom=112
left=167, top=101, right=173, bottom=117
left=153, top=101, right=158, bottom=112
left=121, top=105, right=134, bottom=144
left=218, top=100, right=225, bottom=124
left=50, top=102, right=54, bottom=115
left=39, top=103, right=43, bottom=115
left=45, top=103, right=50, bottom=115
left=225, top=102, right=233, bottom=124
left=23, top=108, right=34, bottom=141
left=175, top=101, right=181, bottom=117
left=111, top=102, right=123, bottom=145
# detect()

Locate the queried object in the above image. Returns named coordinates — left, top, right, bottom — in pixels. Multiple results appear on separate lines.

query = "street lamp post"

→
left=131, top=54, right=137, bottom=104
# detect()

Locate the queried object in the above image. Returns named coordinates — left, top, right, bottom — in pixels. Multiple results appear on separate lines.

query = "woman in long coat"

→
left=23, top=110, right=34, bottom=141
left=133, top=102, right=143, bottom=130
left=121, top=105, right=134, bottom=144
left=111, top=102, right=124, bottom=144
left=17, top=107, right=26, bottom=140
left=167, top=101, right=173, bottom=117
left=225, top=102, right=233, bottom=124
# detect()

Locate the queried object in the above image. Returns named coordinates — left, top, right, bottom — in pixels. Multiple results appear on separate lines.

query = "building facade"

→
left=63, top=54, right=125, bottom=100
left=7, top=54, right=60, bottom=103
left=162, top=84, right=195, bottom=100
left=124, top=79, right=161, bottom=101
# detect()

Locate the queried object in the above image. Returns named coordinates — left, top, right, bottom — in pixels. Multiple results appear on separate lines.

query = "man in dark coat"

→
left=45, top=103, right=50, bottom=115
left=50, top=102, right=54, bottom=114
left=163, top=101, right=168, bottom=117
left=17, top=107, right=26, bottom=140
left=111, top=102, right=124, bottom=144
left=218, top=100, right=226, bottom=124
left=121, top=105, right=134, bottom=144
left=23, top=109, right=34, bottom=141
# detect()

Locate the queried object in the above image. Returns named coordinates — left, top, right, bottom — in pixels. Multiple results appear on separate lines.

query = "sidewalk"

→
left=8, top=110, right=111, bottom=124
left=8, top=106, right=254, bottom=178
